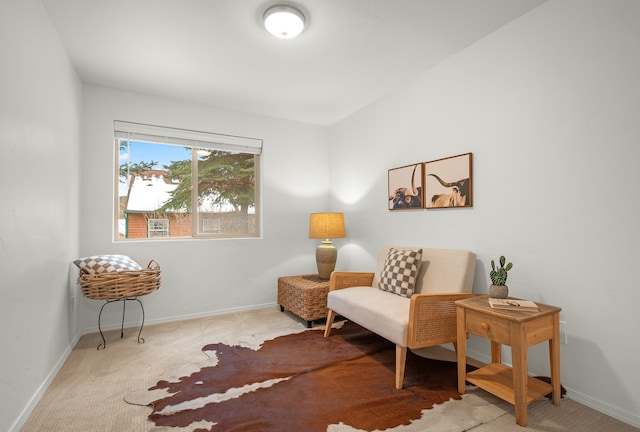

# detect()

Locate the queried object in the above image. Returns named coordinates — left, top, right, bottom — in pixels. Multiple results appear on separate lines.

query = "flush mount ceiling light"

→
left=263, top=4, right=305, bottom=39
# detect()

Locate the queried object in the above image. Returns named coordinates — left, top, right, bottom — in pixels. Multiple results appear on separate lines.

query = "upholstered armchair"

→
left=324, top=246, right=476, bottom=389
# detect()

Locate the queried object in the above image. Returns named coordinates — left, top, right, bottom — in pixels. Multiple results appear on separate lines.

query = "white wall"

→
left=79, top=86, right=330, bottom=333
left=4, top=0, right=639, bottom=429
left=329, top=0, right=640, bottom=426
left=0, top=0, right=82, bottom=430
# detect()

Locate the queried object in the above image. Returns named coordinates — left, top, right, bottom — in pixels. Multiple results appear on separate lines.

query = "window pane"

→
left=116, top=137, right=260, bottom=240
left=195, top=150, right=257, bottom=237
left=118, top=139, right=191, bottom=240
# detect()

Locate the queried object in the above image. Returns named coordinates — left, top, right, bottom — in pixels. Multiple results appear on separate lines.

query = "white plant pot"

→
left=489, top=284, right=509, bottom=299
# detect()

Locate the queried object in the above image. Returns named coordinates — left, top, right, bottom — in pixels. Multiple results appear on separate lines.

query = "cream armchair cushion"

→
left=328, top=286, right=410, bottom=346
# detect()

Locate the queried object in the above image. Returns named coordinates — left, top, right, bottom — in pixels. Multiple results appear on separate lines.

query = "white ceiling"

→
left=42, top=0, right=546, bottom=126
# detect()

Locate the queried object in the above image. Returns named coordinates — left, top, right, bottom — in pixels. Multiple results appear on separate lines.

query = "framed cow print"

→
left=424, top=153, right=472, bottom=209
left=388, top=163, right=424, bottom=210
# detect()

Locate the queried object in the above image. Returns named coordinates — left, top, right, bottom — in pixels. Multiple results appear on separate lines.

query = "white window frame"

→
left=115, top=121, right=262, bottom=241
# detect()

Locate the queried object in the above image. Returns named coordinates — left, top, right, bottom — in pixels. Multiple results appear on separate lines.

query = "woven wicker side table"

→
left=278, top=274, right=330, bottom=328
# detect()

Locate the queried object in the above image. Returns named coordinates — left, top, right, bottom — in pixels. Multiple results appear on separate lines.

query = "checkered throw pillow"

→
left=378, top=248, right=423, bottom=297
left=73, top=255, right=142, bottom=274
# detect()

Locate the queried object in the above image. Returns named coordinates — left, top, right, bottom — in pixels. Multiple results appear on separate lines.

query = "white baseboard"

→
left=567, top=388, right=640, bottom=428
left=16, top=307, right=639, bottom=431
left=81, top=302, right=278, bottom=334
left=463, top=347, right=640, bottom=428
left=9, top=333, right=81, bottom=432
left=11, top=303, right=276, bottom=432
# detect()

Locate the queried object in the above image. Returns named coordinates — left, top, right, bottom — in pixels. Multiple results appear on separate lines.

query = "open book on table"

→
left=488, top=298, right=539, bottom=311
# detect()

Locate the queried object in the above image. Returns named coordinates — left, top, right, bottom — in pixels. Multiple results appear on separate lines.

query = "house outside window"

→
left=115, top=121, right=262, bottom=241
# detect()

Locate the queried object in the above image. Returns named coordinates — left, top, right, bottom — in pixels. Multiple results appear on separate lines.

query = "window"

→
left=147, top=219, right=169, bottom=238
left=202, top=218, right=221, bottom=233
left=115, top=121, right=262, bottom=240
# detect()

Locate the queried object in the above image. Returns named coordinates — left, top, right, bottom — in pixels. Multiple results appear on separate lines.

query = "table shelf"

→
left=466, top=363, right=552, bottom=405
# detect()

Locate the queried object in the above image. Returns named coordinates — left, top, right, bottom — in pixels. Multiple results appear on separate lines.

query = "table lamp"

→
left=309, top=212, right=346, bottom=279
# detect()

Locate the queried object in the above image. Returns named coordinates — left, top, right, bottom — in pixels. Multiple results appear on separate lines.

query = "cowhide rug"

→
left=126, top=321, right=500, bottom=432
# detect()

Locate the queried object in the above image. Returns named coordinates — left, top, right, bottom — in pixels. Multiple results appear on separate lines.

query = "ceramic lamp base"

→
left=316, top=240, right=337, bottom=279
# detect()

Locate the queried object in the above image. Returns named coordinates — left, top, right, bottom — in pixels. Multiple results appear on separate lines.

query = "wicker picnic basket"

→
left=78, top=260, right=161, bottom=300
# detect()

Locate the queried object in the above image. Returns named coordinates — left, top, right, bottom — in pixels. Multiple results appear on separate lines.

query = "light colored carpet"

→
left=21, top=307, right=638, bottom=431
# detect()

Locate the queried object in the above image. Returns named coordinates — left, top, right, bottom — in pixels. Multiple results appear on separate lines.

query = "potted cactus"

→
left=489, top=255, right=513, bottom=298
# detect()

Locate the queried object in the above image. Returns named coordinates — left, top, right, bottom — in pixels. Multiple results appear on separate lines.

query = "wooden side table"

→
left=278, top=274, right=330, bottom=328
left=456, top=295, right=562, bottom=427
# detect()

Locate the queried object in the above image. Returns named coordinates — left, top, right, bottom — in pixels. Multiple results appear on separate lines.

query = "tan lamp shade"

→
left=309, top=213, right=346, bottom=279
left=308, top=212, right=346, bottom=239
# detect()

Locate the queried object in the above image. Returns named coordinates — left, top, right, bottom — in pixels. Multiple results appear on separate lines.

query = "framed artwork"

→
left=424, top=152, right=472, bottom=208
left=388, top=163, right=424, bottom=210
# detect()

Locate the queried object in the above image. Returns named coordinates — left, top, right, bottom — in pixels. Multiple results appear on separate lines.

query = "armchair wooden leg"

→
left=396, top=345, right=407, bottom=389
left=324, top=309, right=336, bottom=338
